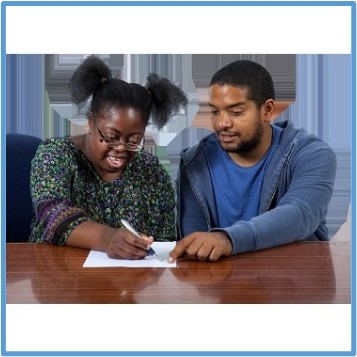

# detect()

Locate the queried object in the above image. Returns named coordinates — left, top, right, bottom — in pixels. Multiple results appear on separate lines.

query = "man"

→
left=168, top=60, right=337, bottom=262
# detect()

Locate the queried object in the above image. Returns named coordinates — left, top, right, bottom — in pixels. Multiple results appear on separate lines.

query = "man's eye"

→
left=210, top=111, right=219, bottom=115
left=231, top=111, right=242, bottom=116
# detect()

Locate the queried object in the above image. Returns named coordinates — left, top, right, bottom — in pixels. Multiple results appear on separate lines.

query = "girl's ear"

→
left=87, top=113, right=95, bottom=133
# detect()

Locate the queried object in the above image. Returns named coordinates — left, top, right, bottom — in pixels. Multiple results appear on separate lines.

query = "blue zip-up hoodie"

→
left=176, top=120, right=337, bottom=255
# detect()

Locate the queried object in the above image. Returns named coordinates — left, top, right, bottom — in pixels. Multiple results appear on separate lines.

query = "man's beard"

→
left=221, top=119, right=264, bottom=154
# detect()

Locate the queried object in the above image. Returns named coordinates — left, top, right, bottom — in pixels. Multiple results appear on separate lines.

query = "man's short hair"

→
left=210, top=60, right=276, bottom=107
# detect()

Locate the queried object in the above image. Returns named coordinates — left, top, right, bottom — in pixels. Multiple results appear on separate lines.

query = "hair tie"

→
left=101, top=78, right=107, bottom=84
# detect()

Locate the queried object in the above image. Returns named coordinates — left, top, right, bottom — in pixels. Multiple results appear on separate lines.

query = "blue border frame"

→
left=0, top=1, right=355, bottom=5
left=1, top=1, right=356, bottom=356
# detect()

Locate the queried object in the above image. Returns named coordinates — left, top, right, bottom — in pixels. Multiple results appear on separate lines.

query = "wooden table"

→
left=6, top=241, right=351, bottom=304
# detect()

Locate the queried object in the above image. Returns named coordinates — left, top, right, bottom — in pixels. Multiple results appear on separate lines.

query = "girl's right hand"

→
left=105, top=228, right=154, bottom=260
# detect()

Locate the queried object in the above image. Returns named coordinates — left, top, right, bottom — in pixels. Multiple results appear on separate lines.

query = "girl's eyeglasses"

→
left=96, top=126, right=144, bottom=152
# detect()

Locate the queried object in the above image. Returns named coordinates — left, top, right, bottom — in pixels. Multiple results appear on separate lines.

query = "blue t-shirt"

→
left=205, top=124, right=282, bottom=228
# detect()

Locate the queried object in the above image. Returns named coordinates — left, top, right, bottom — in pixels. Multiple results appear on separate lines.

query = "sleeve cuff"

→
left=210, top=221, right=256, bottom=255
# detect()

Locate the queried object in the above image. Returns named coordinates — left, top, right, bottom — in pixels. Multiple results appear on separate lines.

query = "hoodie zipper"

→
left=266, top=140, right=296, bottom=211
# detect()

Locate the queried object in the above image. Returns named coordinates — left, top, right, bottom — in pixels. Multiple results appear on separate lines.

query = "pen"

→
left=121, top=219, right=159, bottom=259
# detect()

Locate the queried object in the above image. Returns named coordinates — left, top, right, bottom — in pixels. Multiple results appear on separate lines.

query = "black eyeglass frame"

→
left=95, top=126, right=144, bottom=152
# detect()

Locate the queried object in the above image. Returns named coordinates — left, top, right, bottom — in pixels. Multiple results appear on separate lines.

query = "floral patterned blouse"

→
left=29, top=137, right=176, bottom=245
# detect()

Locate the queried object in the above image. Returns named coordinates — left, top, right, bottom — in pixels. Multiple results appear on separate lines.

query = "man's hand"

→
left=168, top=231, right=232, bottom=262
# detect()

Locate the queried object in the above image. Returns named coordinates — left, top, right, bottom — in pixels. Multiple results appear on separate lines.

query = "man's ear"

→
left=262, top=99, right=275, bottom=122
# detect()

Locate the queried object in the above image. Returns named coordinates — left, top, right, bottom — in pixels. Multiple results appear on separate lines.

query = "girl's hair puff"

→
left=68, top=55, right=112, bottom=106
left=145, top=73, right=188, bottom=129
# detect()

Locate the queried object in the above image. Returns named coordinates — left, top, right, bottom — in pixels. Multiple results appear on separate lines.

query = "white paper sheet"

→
left=83, top=242, right=176, bottom=268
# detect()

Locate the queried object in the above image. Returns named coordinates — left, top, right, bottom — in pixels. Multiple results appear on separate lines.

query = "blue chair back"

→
left=6, top=133, right=42, bottom=242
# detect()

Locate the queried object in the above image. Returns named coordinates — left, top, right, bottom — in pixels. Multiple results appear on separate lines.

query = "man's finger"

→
left=168, top=236, right=194, bottom=262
